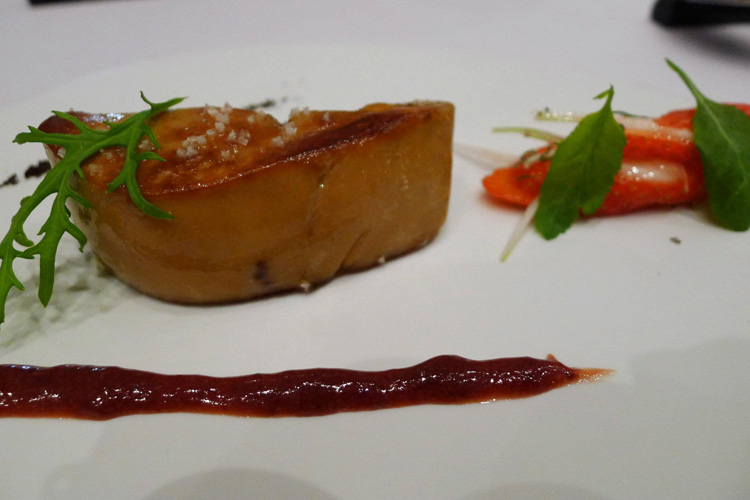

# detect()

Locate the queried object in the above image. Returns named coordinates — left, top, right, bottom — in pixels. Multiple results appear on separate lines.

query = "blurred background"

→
left=3, top=0, right=750, bottom=110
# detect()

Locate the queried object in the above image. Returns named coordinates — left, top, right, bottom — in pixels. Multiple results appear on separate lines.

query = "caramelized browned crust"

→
left=41, top=102, right=454, bottom=303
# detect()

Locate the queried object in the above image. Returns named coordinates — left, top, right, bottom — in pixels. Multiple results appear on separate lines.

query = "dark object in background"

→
left=653, top=0, right=750, bottom=26
left=1, top=175, right=19, bottom=188
left=0, top=161, right=52, bottom=190
left=31, top=0, right=81, bottom=3
left=30, top=0, right=118, bottom=4
left=25, top=160, right=51, bottom=179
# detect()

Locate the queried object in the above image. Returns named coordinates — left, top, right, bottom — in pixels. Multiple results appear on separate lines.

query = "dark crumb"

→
left=25, top=160, right=51, bottom=179
left=243, top=99, right=278, bottom=111
left=1, top=174, right=19, bottom=188
left=253, top=260, right=273, bottom=287
left=670, top=236, right=682, bottom=244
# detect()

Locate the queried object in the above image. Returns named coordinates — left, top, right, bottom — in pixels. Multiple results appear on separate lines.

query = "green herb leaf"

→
left=0, top=92, right=184, bottom=327
left=667, top=60, right=750, bottom=231
left=535, top=87, right=626, bottom=239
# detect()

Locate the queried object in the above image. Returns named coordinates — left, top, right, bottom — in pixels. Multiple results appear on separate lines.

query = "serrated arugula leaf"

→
left=667, top=60, right=750, bottom=231
left=0, top=92, right=184, bottom=327
left=535, top=87, right=626, bottom=239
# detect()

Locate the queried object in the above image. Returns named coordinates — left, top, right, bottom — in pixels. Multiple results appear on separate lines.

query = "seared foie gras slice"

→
left=40, top=101, right=454, bottom=303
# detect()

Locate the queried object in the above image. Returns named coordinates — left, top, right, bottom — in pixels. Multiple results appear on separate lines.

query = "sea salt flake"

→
left=182, top=135, right=207, bottom=148
left=282, top=122, right=297, bottom=138
left=228, top=129, right=251, bottom=146
left=289, top=106, right=310, bottom=119
left=206, top=104, right=231, bottom=124
left=138, top=138, right=153, bottom=151
left=237, top=130, right=250, bottom=146
left=176, top=144, right=199, bottom=159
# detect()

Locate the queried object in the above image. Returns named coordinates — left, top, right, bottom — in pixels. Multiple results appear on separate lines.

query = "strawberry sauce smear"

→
left=483, top=105, right=750, bottom=215
left=0, top=355, right=608, bottom=420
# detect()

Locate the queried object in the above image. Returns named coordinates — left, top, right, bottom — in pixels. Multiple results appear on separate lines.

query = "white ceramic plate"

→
left=0, top=45, right=748, bottom=500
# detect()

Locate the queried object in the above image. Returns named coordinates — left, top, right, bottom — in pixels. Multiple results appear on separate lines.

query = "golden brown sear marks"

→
left=40, top=101, right=454, bottom=304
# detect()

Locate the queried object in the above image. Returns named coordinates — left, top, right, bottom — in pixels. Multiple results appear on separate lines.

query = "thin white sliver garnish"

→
left=453, top=143, right=517, bottom=170
left=500, top=197, right=539, bottom=262
left=537, top=109, right=694, bottom=141
left=455, top=142, right=539, bottom=262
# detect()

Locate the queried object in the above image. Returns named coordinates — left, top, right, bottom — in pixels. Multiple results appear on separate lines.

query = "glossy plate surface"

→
left=0, top=46, right=747, bottom=500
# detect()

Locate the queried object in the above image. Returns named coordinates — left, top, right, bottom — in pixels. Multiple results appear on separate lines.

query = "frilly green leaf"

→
left=0, top=93, right=183, bottom=328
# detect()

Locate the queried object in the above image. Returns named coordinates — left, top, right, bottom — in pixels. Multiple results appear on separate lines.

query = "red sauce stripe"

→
left=0, top=356, right=608, bottom=420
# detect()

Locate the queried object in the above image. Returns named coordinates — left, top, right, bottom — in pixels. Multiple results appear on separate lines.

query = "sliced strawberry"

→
left=481, top=162, right=543, bottom=207
left=654, top=104, right=750, bottom=129
left=483, top=105, right=750, bottom=216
